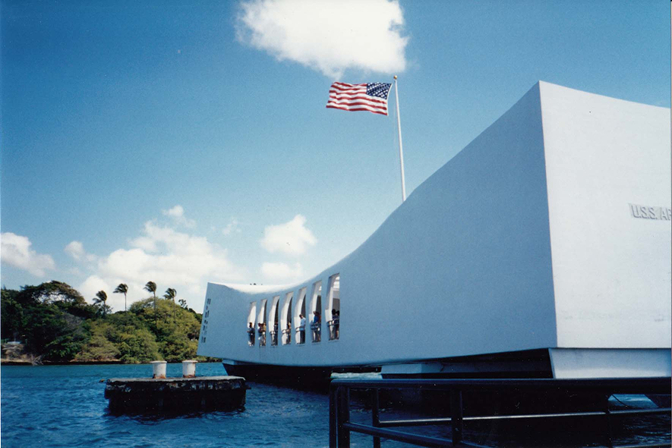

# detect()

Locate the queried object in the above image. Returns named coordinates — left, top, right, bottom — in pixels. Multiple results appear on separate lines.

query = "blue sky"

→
left=2, top=0, right=669, bottom=312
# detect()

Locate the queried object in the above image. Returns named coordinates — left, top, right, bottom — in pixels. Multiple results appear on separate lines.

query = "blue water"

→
left=2, top=363, right=336, bottom=448
left=2, top=364, right=670, bottom=448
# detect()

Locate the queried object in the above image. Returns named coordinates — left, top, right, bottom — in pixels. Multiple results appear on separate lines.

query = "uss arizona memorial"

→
left=197, top=81, right=671, bottom=381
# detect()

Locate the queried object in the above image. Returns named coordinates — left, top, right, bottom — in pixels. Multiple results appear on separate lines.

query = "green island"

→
left=1, top=281, right=215, bottom=364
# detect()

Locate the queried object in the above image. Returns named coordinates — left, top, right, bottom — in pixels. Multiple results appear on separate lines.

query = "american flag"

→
left=326, top=82, right=392, bottom=116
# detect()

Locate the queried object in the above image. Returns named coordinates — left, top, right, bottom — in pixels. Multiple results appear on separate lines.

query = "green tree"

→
left=93, top=290, right=110, bottom=317
left=24, top=303, right=88, bottom=360
left=2, top=282, right=95, bottom=361
left=74, top=321, right=120, bottom=362
left=1, top=281, right=207, bottom=364
left=116, top=327, right=161, bottom=363
left=163, top=288, right=176, bottom=302
left=22, top=281, right=86, bottom=305
left=106, top=312, right=162, bottom=362
left=13, top=281, right=96, bottom=319
left=144, top=281, right=157, bottom=310
left=113, top=283, right=129, bottom=311
left=144, top=281, right=157, bottom=298
left=160, top=332, right=198, bottom=363
left=128, top=298, right=201, bottom=361
left=2, top=287, right=24, bottom=341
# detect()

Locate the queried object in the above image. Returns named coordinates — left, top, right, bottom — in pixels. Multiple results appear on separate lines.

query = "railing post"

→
left=337, top=386, right=351, bottom=447
left=604, top=394, right=614, bottom=448
left=372, top=388, right=381, bottom=448
left=329, top=385, right=338, bottom=448
left=450, top=389, right=464, bottom=445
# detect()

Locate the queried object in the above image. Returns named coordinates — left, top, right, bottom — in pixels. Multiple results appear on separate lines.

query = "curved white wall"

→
left=198, top=82, right=671, bottom=369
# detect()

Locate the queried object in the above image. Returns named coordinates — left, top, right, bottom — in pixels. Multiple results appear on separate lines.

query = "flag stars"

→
left=367, top=83, right=392, bottom=100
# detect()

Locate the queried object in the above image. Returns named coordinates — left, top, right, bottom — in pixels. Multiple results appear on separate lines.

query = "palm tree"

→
left=93, top=290, right=109, bottom=317
left=113, top=283, right=128, bottom=311
left=178, top=298, right=187, bottom=309
left=164, top=288, right=177, bottom=302
left=144, top=281, right=157, bottom=309
left=144, top=281, right=157, bottom=298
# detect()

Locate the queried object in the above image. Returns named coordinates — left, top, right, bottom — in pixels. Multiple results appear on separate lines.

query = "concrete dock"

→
left=105, top=376, right=247, bottom=413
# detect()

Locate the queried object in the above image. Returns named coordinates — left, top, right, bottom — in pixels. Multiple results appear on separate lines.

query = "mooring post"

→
left=337, top=386, right=351, bottom=447
left=450, top=389, right=464, bottom=445
left=372, top=388, right=381, bottom=448
left=150, top=360, right=167, bottom=379
left=182, top=360, right=197, bottom=378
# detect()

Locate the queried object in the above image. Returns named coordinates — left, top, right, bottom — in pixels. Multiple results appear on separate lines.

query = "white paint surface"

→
left=540, top=82, right=671, bottom=348
left=198, top=82, right=671, bottom=378
left=550, top=348, right=671, bottom=378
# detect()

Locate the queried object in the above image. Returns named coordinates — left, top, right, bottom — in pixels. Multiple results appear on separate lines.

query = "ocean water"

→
left=1, top=363, right=336, bottom=448
left=2, top=363, right=670, bottom=448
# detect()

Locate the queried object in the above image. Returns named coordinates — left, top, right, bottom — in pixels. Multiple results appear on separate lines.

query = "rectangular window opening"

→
left=258, top=299, right=268, bottom=347
left=247, top=302, right=257, bottom=346
left=281, top=292, right=293, bottom=345
left=327, top=274, right=340, bottom=340
left=295, top=288, right=307, bottom=344
left=311, top=281, right=323, bottom=343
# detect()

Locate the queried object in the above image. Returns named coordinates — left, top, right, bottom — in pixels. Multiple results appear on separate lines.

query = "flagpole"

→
left=393, top=76, right=407, bottom=202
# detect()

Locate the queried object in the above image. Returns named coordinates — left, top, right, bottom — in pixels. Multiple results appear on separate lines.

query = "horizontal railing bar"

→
left=466, top=408, right=672, bottom=421
left=378, top=407, right=671, bottom=428
left=469, top=411, right=616, bottom=421
left=343, top=422, right=488, bottom=448
left=379, top=417, right=452, bottom=427
left=610, top=408, right=672, bottom=416
left=612, top=444, right=671, bottom=448
left=378, top=407, right=671, bottom=427
left=343, top=422, right=453, bottom=447
left=378, top=412, right=610, bottom=427
left=330, top=377, right=671, bottom=393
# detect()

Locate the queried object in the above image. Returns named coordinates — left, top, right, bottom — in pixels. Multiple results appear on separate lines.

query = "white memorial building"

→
left=197, top=81, right=671, bottom=382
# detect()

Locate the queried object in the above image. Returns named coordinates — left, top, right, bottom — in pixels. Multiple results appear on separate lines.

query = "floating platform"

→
left=104, top=376, right=246, bottom=413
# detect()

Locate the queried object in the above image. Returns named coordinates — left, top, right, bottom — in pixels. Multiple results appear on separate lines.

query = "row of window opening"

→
left=247, top=274, right=340, bottom=347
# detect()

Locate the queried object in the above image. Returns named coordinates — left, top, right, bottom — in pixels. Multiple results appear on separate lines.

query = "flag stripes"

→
left=326, top=82, right=392, bottom=116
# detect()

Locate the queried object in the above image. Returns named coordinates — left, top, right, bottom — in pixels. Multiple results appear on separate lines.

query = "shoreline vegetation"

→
left=2, top=281, right=217, bottom=365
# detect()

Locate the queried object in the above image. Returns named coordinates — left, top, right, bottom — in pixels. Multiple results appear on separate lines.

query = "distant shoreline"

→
left=1, top=359, right=220, bottom=366
left=1, top=359, right=123, bottom=366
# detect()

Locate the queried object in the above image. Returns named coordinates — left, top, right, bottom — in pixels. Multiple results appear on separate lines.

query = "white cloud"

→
left=64, top=241, right=97, bottom=262
left=65, top=241, right=85, bottom=260
left=222, top=218, right=241, bottom=236
left=236, top=0, right=408, bottom=78
left=261, top=261, right=304, bottom=281
left=1, top=232, right=55, bottom=277
left=260, top=215, right=317, bottom=256
left=79, top=221, right=246, bottom=311
left=162, top=205, right=196, bottom=228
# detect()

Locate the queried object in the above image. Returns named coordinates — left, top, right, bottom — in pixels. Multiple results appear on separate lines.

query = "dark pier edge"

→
left=222, top=362, right=380, bottom=390
left=222, top=349, right=555, bottom=391
left=222, top=351, right=671, bottom=415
